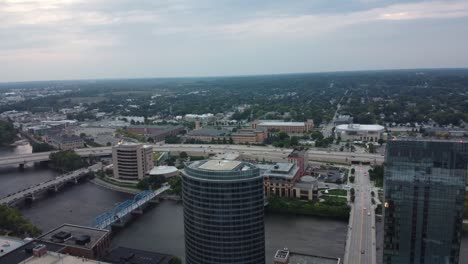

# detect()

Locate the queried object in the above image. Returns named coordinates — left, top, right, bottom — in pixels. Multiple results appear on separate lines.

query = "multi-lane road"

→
left=0, top=144, right=384, bottom=167
left=344, top=165, right=376, bottom=264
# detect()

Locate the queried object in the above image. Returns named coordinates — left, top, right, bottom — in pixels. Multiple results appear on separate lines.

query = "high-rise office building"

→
left=383, top=139, right=467, bottom=264
left=182, top=160, right=265, bottom=264
left=112, top=143, right=153, bottom=180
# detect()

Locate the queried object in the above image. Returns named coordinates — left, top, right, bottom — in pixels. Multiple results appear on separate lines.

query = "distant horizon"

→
left=1, top=1, right=468, bottom=83
left=1, top=66, right=468, bottom=85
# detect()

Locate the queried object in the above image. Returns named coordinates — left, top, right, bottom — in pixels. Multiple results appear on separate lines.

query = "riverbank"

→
left=267, top=196, right=350, bottom=221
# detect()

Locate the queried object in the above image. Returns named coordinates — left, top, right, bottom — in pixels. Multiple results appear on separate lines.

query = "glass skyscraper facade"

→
left=182, top=160, right=265, bottom=264
left=383, top=140, right=467, bottom=264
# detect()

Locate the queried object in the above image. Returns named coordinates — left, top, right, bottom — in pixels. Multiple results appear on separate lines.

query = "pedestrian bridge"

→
left=92, top=185, right=170, bottom=230
left=0, top=163, right=102, bottom=206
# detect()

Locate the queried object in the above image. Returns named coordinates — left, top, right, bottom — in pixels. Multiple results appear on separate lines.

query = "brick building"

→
left=252, top=119, right=314, bottom=134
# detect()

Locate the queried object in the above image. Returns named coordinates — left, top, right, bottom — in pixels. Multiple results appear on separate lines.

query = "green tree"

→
left=351, top=168, right=355, bottom=174
left=0, top=204, right=41, bottom=237
left=137, top=175, right=166, bottom=190
left=0, top=120, right=16, bottom=145
left=49, top=150, right=85, bottom=172
left=378, top=138, right=385, bottom=145
left=180, top=151, right=188, bottom=159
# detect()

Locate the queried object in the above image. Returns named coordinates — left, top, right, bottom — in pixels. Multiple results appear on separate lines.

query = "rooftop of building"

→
left=257, top=120, right=306, bottom=126
left=186, top=128, right=228, bottom=137
left=336, top=124, right=385, bottom=132
left=257, top=163, right=299, bottom=179
left=197, top=160, right=243, bottom=171
left=21, top=252, right=104, bottom=264
left=0, top=236, right=24, bottom=258
left=210, top=152, right=240, bottom=161
left=0, top=241, right=65, bottom=264
left=38, top=224, right=109, bottom=250
left=149, top=166, right=179, bottom=175
left=103, top=247, right=173, bottom=264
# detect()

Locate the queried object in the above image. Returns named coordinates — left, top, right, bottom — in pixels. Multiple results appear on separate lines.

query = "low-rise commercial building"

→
left=149, top=166, right=179, bottom=178
left=231, top=127, right=267, bottom=144
left=185, top=128, right=228, bottom=142
left=46, top=134, right=85, bottom=150
left=335, top=124, right=385, bottom=142
left=112, top=143, right=154, bottom=180
left=252, top=119, right=314, bottom=134
left=126, top=125, right=185, bottom=142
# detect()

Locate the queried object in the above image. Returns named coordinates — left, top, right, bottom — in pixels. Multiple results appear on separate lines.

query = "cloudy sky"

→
left=1, top=0, right=468, bottom=82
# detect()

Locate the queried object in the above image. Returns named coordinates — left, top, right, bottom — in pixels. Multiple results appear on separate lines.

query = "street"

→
left=344, top=164, right=376, bottom=264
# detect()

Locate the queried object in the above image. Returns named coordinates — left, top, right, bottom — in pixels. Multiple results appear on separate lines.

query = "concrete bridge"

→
left=92, top=185, right=170, bottom=230
left=0, top=144, right=383, bottom=168
left=0, top=147, right=112, bottom=167
left=0, top=163, right=103, bottom=206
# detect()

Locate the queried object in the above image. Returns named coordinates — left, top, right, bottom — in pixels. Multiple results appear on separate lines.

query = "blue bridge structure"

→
left=92, top=185, right=170, bottom=229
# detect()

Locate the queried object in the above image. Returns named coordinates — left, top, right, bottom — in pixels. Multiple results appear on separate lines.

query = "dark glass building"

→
left=383, top=140, right=467, bottom=264
left=182, top=160, right=265, bottom=264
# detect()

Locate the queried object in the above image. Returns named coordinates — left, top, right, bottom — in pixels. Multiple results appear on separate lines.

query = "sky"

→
left=1, top=0, right=468, bottom=82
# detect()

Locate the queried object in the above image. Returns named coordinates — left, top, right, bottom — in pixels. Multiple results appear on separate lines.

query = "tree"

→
left=0, top=120, right=16, bottom=145
left=79, top=133, right=86, bottom=138
left=180, top=151, right=188, bottom=159
left=106, top=142, right=112, bottom=146
left=49, top=150, right=85, bottom=172
left=229, top=137, right=234, bottom=144
left=349, top=176, right=355, bottom=183
left=137, top=175, right=166, bottom=190
left=290, top=136, right=299, bottom=146
left=378, top=138, right=384, bottom=146
left=278, top=131, right=289, bottom=140
left=351, top=168, right=355, bottom=174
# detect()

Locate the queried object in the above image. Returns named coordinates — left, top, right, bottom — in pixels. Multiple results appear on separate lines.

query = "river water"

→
left=0, top=144, right=350, bottom=262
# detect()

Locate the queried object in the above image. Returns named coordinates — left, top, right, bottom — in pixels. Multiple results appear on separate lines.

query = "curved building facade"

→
left=182, top=160, right=265, bottom=264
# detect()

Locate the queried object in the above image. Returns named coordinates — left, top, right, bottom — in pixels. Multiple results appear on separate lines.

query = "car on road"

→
left=361, top=250, right=365, bottom=254
left=368, top=212, right=371, bottom=216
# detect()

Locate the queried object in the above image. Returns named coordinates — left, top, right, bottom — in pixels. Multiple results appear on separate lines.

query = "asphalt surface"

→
left=344, top=165, right=376, bottom=264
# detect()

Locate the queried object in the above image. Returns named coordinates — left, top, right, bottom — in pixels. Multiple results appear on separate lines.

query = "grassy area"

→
left=267, top=196, right=350, bottom=221
left=327, top=189, right=348, bottom=196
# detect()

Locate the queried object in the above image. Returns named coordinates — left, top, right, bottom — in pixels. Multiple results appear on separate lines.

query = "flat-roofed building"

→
left=37, top=224, right=111, bottom=260
left=252, top=119, right=314, bottom=134
left=185, top=128, right=228, bottom=142
left=112, top=143, right=154, bottom=180
left=335, top=124, right=385, bottom=142
left=231, top=127, right=267, bottom=144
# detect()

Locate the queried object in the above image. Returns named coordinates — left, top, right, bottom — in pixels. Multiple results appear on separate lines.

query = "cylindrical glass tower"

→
left=182, top=160, right=265, bottom=264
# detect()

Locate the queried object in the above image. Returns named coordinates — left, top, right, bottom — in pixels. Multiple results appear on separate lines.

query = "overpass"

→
left=0, top=147, right=113, bottom=167
left=0, top=163, right=102, bottom=206
left=0, top=144, right=383, bottom=168
left=92, top=185, right=170, bottom=230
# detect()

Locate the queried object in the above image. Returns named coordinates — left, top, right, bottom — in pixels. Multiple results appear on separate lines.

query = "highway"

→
left=0, top=144, right=383, bottom=167
left=0, top=163, right=102, bottom=205
left=344, top=165, right=376, bottom=264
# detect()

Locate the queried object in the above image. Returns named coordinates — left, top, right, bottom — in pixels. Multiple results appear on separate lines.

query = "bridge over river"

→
left=0, top=163, right=102, bottom=206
